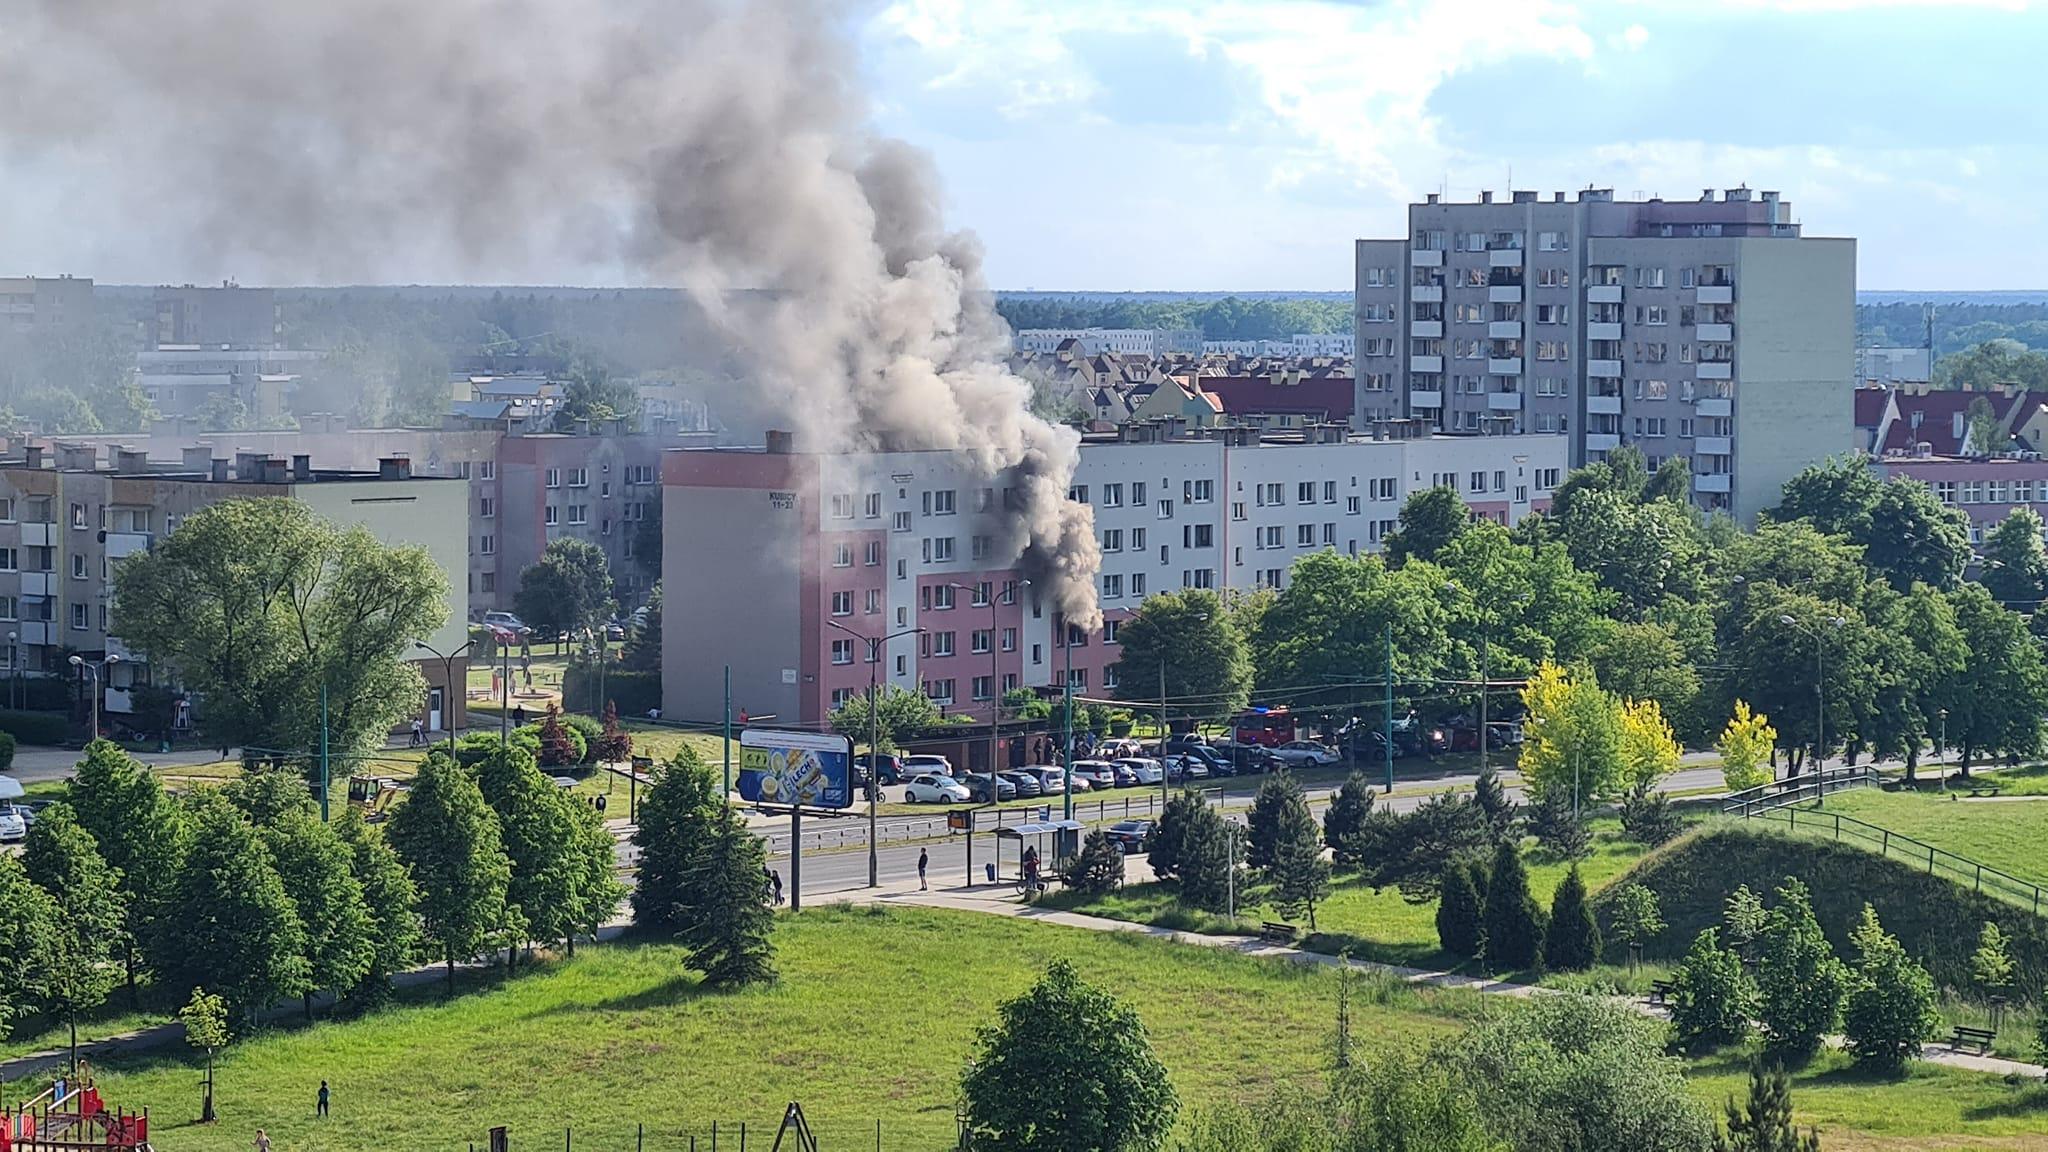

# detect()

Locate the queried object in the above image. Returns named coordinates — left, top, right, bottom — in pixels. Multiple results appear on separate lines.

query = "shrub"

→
left=1481, top=838, right=1546, bottom=973
left=1059, top=831, right=1125, bottom=898
left=1545, top=865, right=1600, bottom=972
left=1842, top=904, right=1940, bottom=1074
left=0, top=730, right=15, bottom=771
left=1435, top=859, right=1486, bottom=959
left=1756, top=878, right=1851, bottom=1061
left=0, top=709, right=68, bottom=746
left=1527, top=789, right=1590, bottom=860
left=1713, top=1061, right=1819, bottom=1152
left=562, top=713, right=604, bottom=764
left=1671, top=928, right=1756, bottom=1049
left=596, top=701, right=632, bottom=763
left=1619, top=780, right=1686, bottom=847
left=564, top=665, right=660, bottom=717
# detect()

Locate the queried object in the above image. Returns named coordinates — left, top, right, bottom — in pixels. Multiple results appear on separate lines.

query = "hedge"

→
left=0, top=709, right=69, bottom=746
left=562, top=666, right=660, bottom=718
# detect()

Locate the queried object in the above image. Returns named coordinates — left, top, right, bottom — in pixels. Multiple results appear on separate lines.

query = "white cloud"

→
left=1621, top=23, right=1651, bottom=48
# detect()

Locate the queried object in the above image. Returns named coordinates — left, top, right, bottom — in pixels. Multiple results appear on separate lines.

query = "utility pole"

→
left=1383, top=622, right=1395, bottom=793
left=500, top=641, right=511, bottom=743
left=1478, top=625, right=1490, bottom=777
left=722, top=664, right=732, bottom=799
left=1158, top=659, right=1169, bottom=809
left=319, top=682, right=330, bottom=822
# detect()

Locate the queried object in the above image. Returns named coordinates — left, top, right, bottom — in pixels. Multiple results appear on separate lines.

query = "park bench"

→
left=1259, top=921, right=1298, bottom=945
left=1648, top=979, right=1677, bottom=1005
left=1947, top=1025, right=1996, bottom=1055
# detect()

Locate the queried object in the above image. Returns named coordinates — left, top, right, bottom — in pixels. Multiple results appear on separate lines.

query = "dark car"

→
left=1340, top=726, right=1406, bottom=762
left=857, top=752, right=907, bottom=785
left=1162, top=733, right=1208, bottom=755
left=1164, top=754, right=1210, bottom=783
left=1104, top=819, right=1155, bottom=854
left=1185, top=745, right=1234, bottom=777
left=999, top=770, right=1044, bottom=799
left=963, top=772, right=1016, bottom=803
left=1208, top=739, right=1279, bottom=774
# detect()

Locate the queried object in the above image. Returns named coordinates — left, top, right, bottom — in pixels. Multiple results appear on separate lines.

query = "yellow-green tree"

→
left=1618, top=697, right=1681, bottom=792
left=1518, top=661, right=1624, bottom=804
left=1718, top=700, right=1778, bottom=792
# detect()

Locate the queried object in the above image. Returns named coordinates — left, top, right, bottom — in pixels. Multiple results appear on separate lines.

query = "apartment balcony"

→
left=105, top=634, right=139, bottom=661
left=1696, top=284, right=1734, bottom=305
left=1694, top=436, right=1733, bottom=456
left=1488, top=248, right=1524, bottom=268
left=1488, top=321, right=1522, bottom=339
left=1410, top=355, right=1444, bottom=373
left=1698, top=362, right=1733, bottom=380
left=19, top=522, right=53, bottom=547
left=1587, top=322, right=1623, bottom=341
left=1696, top=322, right=1733, bottom=342
left=1488, top=358, right=1522, bottom=376
left=1694, top=473, right=1732, bottom=494
left=1413, top=285, right=1444, bottom=304
left=1586, top=284, right=1623, bottom=304
left=1586, top=432, right=1621, bottom=452
left=105, top=531, right=152, bottom=560
left=103, top=687, right=134, bottom=715
left=1488, top=392, right=1524, bottom=412
left=1411, top=249, right=1444, bottom=267
left=1587, top=394, right=1623, bottom=416
left=1487, top=286, right=1522, bottom=305
left=19, top=572, right=54, bottom=596
left=1410, top=390, right=1444, bottom=409
left=1588, top=358, right=1623, bottom=377
left=1694, top=397, right=1732, bottom=417
left=1411, top=320, right=1443, bottom=338
left=14, top=622, right=51, bottom=646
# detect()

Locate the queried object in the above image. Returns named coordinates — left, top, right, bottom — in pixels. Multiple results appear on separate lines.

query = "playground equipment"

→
left=347, top=775, right=403, bottom=822
left=0, top=1066, right=151, bottom=1151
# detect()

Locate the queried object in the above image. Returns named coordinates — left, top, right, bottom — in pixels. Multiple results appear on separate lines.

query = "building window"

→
left=893, top=510, right=912, bottom=533
left=567, top=504, right=588, bottom=525
left=71, top=603, right=87, bottom=631
left=0, top=596, right=15, bottom=621
left=1185, top=568, right=1215, bottom=590
left=1635, top=267, right=1667, bottom=288
left=1346, top=496, right=1361, bottom=515
left=830, top=688, right=856, bottom=709
left=865, top=588, right=882, bottom=615
left=1067, top=485, right=1089, bottom=504
left=864, top=492, right=882, bottom=518
left=865, top=540, right=883, bottom=566
left=971, top=535, right=993, bottom=561
left=830, top=494, right=855, bottom=519
left=922, top=489, right=957, bottom=516
left=544, top=468, right=561, bottom=488
left=1102, top=483, right=1124, bottom=507
left=478, top=496, right=495, bottom=519
left=1102, top=528, right=1123, bottom=553
left=833, top=544, right=853, bottom=567
left=544, top=506, right=559, bottom=525
left=1002, top=627, right=1017, bottom=652
left=831, top=639, right=855, bottom=665
left=1131, top=574, right=1147, bottom=597
left=831, top=591, right=854, bottom=616
left=1184, top=479, right=1213, bottom=504
left=567, top=468, right=588, bottom=488
left=932, top=584, right=956, bottom=610
left=70, top=553, right=85, bottom=580
left=479, top=535, right=495, bottom=555
left=924, top=679, right=955, bottom=705
left=972, top=675, right=994, bottom=702
left=972, top=629, right=993, bottom=655
left=1102, top=574, right=1124, bottom=599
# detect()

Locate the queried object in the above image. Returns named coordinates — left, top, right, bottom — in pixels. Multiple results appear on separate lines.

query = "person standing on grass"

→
left=318, top=1080, right=330, bottom=1118
left=254, top=1130, right=272, bottom=1152
left=771, top=869, right=784, bottom=906
left=918, top=847, right=929, bottom=890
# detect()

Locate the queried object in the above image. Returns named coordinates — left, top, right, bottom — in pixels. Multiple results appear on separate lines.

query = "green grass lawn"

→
left=1805, top=789, right=2048, bottom=885
left=1983, top=763, right=2048, bottom=798
left=1045, top=819, right=1655, bottom=971
left=36, top=904, right=2045, bottom=1152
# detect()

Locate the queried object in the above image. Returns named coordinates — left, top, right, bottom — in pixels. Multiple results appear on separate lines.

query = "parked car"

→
left=856, top=753, right=907, bottom=785
left=1104, top=819, right=1154, bottom=854
left=1164, top=754, right=1210, bottom=782
left=1116, top=757, right=1164, bottom=785
left=962, top=772, right=1016, bottom=803
left=998, top=770, right=1044, bottom=799
left=1272, top=740, right=1341, bottom=768
left=1340, top=726, right=1406, bottom=762
left=1068, top=760, right=1118, bottom=788
left=1185, top=745, right=1234, bottom=777
left=0, top=804, right=24, bottom=843
left=904, top=774, right=970, bottom=804
left=1162, top=733, right=1208, bottom=755
left=482, top=611, right=530, bottom=636
left=1207, top=739, right=1278, bottom=774
left=603, top=619, right=628, bottom=642
left=1022, top=767, right=1069, bottom=794
left=1106, top=761, right=1140, bottom=787
left=901, top=754, right=954, bottom=779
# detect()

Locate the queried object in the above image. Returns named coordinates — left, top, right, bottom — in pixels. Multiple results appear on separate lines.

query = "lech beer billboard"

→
left=738, top=728, right=855, bottom=810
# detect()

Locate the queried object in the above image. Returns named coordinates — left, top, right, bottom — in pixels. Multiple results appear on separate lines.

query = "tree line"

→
left=1110, top=446, right=2048, bottom=777
left=993, top=294, right=1352, bottom=342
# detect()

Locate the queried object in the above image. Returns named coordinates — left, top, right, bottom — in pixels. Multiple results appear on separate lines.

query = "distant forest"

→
left=992, top=295, right=1352, bottom=341
left=1859, top=302, right=2048, bottom=357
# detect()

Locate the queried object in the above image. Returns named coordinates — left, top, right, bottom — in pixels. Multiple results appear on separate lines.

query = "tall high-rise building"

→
left=1356, top=187, right=1854, bottom=520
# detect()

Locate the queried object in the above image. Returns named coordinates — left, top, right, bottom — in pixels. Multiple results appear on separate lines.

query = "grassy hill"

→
left=1593, top=823, right=2048, bottom=993
left=1818, top=789, right=2048, bottom=888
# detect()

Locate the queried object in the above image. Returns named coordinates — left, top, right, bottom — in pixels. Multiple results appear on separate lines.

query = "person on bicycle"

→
left=1022, top=846, right=1042, bottom=893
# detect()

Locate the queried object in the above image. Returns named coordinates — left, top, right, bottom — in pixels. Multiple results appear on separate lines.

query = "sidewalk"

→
left=841, top=882, right=2048, bottom=1080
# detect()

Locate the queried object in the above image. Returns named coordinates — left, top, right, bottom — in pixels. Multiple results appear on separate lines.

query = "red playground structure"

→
left=1, top=1067, right=150, bottom=1151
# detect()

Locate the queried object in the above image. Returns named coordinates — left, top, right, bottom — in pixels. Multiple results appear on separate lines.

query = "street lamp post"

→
left=1778, top=613, right=1845, bottom=804
left=413, top=638, right=477, bottom=754
left=67, top=653, right=120, bottom=743
left=827, top=620, right=925, bottom=889
left=1937, top=707, right=1950, bottom=793
left=7, top=630, right=16, bottom=711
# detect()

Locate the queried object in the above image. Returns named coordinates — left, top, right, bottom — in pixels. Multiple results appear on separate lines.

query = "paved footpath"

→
left=840, top=879, right=2047, bottom=1080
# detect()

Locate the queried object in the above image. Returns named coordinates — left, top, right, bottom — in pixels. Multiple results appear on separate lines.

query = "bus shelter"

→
left=993, top=819, right=1084, bottom=885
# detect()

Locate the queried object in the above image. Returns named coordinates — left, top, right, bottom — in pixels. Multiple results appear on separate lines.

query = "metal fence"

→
left=1746, top=804, right=2048, bottom=917
left=465, top=1115, right=924, bottom=1152
left=760, top=788, right=1233, bottom=854
left=1720, top=765, right=1878, bottom=817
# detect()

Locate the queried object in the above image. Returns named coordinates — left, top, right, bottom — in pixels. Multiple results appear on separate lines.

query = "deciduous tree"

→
left=20, top=802, right=124, bottom=1066
left=962, top=960, right=1178, bottom=1152
left=334, top=808, right=421, bottom=1002
left=0, top=856, right=62, bottom=1040
left=1842, top=904, right=1940, bottom=1073
left=1253, top=551, right=1451, bottom=718
left=155, top=793, right=311, bottom=1022
left=1344, top=793, right=1492, bottom=902
left=1982, top=507, right=2048, bottom=609
left=829, top=684, right=943, bottom=753
left=1671, top=928, right=1756, bottom=1050
left=67, top=740, right=186, bottom=1003
left=1756, top=878, right=1850, bottom=1061
left=1112, top=588, right=1251, bottom=725
left=513, top=537, right=616, bottom=645
left=1382, top=485, right=1469, bottom=565
left=386, top=753, right=512, bottom=995
left=1942, top=584, right=2048, bottom=776
left=1718, top=702, right=1778, bottom=792
left=265, top=809, right=376, bottom=1018
left=1517, top=662, right=1623, bottom=806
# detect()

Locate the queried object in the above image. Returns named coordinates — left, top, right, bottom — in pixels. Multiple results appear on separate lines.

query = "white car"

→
left=903, top=774, right=971, bottom=804
left=1116, top=757, right=1164, bottom=785
left=0, top=805, right=25, bottom=843
left=901, top=754, right=954, bottom=778
left=1272, top=740, right=1341, bottom=768
left=1068, top=761, right=1117, bottom=789
left=482, top=610, right=529, bottom=635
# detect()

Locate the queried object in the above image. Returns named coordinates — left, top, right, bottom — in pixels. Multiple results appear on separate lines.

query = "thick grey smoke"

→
left=0, top=0, right=1102, bottom=627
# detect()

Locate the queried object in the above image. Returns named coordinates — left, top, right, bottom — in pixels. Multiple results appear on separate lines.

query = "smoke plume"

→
left=0, top=0, right=1103, bottom=628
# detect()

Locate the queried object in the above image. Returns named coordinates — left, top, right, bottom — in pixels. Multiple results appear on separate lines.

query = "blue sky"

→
left=861, top=0, right=2047, bottom=291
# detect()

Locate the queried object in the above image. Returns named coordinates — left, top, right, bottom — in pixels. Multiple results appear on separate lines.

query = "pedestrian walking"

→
left=512, top=704, right=527, bottom=726
left=763, top=864, right=776, bottom=903
left=409, top=718, right=424, bottom=747
left=771, top=869, right=784, bottom=906
left=918, top=847, right=929, bottom=890
left=254, top=1130, right=272, bottom=1152
left=595, top=793, right=607, bottom=815
left=317, top=1080, right=330, bottom=1118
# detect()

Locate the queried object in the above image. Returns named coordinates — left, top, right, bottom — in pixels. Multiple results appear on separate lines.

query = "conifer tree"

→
left=1435, top=859, right=1486, bottom=959
left=1481, top=837, right=1546, bottom=973
left=1322, top=772, right=1376, bottom=865
left=1246, top=771, right=1301, bottom=870
left=680, top=815, right=776, bottom=987
left=1544, top=864, right=1600, bottom=972
left=631, top=746, right=724, bottom=930
left=1268, top=782, right=1330, bottom=930
left=1175, top=801, right=1237, bottom=914
left=1712, top=1061, right=1819, bottom=1152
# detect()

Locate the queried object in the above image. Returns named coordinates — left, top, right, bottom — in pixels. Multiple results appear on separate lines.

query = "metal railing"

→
left=1743, top=804, right=2048, bottom=918
left=1720, top=765, right=1878, bottom=817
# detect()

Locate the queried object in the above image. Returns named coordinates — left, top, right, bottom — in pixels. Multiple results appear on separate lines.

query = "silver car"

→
left=1116, top=757, right=1164, bottom=785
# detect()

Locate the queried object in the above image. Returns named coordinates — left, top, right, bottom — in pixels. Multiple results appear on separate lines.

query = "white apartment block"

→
left=1356, top=187, right=1854, bottom=520
left=1203, top=334, right=1356, bottom=358
left=1014, top=328, right=1205, bottom=356
left=661, top=426, right=1568, bottom=731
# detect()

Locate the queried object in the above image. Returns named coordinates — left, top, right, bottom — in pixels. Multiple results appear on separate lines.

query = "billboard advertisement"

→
left=738, top=728, right=855, bottom=810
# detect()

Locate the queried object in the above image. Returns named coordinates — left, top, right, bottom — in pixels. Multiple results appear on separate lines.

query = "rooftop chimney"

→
left=182, top=446, right=213, bottom=472
left=23, top=445, right=44, bottom=469
left=234, top=451, right=265, bottom=480
left=765, top=429, right=794, bottom=455
left=377, top=456, right=413, bottom=480
left=292, top=454, right=311, bottom=481
left=1512, top=190, right=1536, bottom=204
left=1552, top=191, right=1564, bottom=202
left=1479, top=190, right=1493, bottom=204
left=1425, top=192, right=1440, bottom=204
left=262, top=458, right=290, bottom=484
left=210, top=459, right=229, bottom=482
left=57, top=444, right=96, bottom=471
left=115, top=449, right=148, bottom=475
